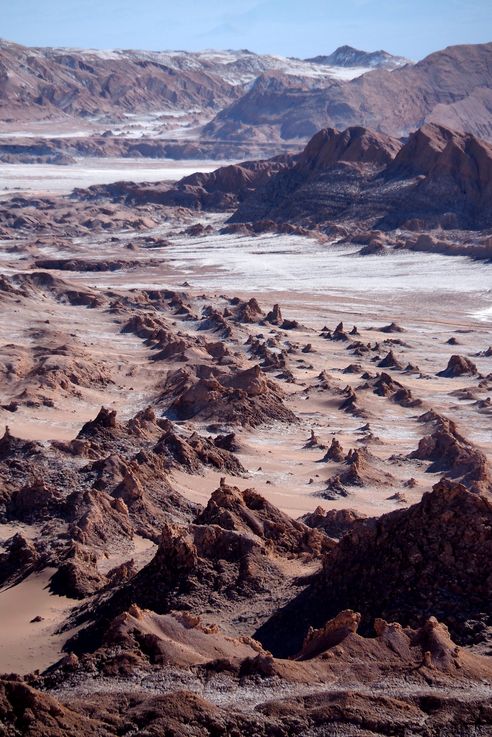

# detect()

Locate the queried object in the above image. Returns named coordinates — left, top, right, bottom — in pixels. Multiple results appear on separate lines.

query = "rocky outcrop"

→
left=67, top=521, right=289, bottom=656
left=297, top=609, right=361, bottom=659
left=323, top=448, right=395, bottom=497
left=265, top=303, right=283, bottom=325
left=6, top=480, right=65, bottom=523
left=68, top=606, right=266, bottom=674
left=0, top=533, right=41, bottom=586
left=122, top=313, right=193, bottom=361
left=167, top=365, right=297, bottom=426
left=370, top=372, right=422, bottom=407
left=320, top=437, right=345, bottom=462
left=297, top=610, right=470, bottom=675
left=233, top=297, right=264, bottom=323
left=409, top=414, right=490, bottom=493
left=88, top=156, right=291, bottom=211
left=319, top=480, right=492, bottom=644
left=154, top=428, right=245, bottom=475
left=49, top=543, right=107, bottom=599
left=66, top=488, right=133, bottom=548
left=438, top=354, right=478, bottom=377
left=380, top=322, right=405, bottom=333
left=63, top=406, right=169, bottom=458
left=300, top=506, right=367, bottom=539
left=230, top=121, right=492, bottom=229
left=195, top=484, right=331, bottom=557
left=339, top=386, right=364, bottom=416
left=256, top=480, right=492, bottom=656
left=78, top=406, right=117, bottom=436
left=231, top=126, right=401, bottom=226
left=377, top=350, right=403, bottom=370
left=63, top=482, right=331, bottom=664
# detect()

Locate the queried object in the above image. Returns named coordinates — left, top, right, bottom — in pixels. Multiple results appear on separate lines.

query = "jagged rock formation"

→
left=369, top=372, right=422, bottom=407
left=155, top=428, right=245, bottom=475
left=64, top=484, right=325, bottom=657
left=409, top=413, right=490, bottom=493
left=62, top=606, right=266, bottom=674
left=323, top=447, right=395, bottom=498
left=45, top=119, right=492, bottom=238
left=195, top=484, right=331, bottom=557
left=339, top=386, right=364, bottom=417
left=256, top=480, right=492, bottom=656
left=265, top=303, right=283, bottom=325
left=378, top=350, right=403, bottom=369
left=320, top=437, right=345, bottom=462
left=230, top=122, right=492, bottom=229
left=0, top=404, right=219, bottom=589
left=0, top=533, right=41, bottom=586
left=297, top=609, right=362, bottom=659
left=166, top=364, right=297, bottom=426
left=300, top=507, right=367, bottom=539
left=49, top=543, right=107, bottom=599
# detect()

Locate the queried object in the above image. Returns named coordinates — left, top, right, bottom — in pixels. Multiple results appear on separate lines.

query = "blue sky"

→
left=2, top=0, right=491, bottom=60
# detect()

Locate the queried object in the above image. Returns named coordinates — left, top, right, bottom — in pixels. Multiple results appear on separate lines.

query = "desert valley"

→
left=0, top=28, right=491, bottom=737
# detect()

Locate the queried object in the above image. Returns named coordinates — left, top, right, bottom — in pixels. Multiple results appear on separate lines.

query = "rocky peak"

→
left=386, top=123, right=457, bottom=178
left=195, top=484, right=331, bottom=557
left=79, top=406, right=117, bottom=436
left=306, top=45, right=410, bottom=70
left=297, top=126, right=401, bottom=174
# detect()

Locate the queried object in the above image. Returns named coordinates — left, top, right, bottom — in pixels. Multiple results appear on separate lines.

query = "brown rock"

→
left=410, top=414, right=490, bottom=493
left=265, top=303, right=283, bottom=325
left=300, top=506, right=366, bottom=539
left=195, top=484, right=331, bottom=558
left=438, top=354, right=478, bottom=377
left=297, top=610, right=361, bottom=659
left=320, top=437, right=345, bottom=462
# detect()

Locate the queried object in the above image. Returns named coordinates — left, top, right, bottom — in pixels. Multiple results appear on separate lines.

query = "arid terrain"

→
left=0, top=35, right=491, bottom=737
left=1, top=38, right=492, bottom=165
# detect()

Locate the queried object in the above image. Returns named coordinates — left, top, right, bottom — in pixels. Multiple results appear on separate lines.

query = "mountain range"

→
left=0, top=39, right=404, bottom=123
left=205, top=42, right=492, bottom=145
left=1, top=38, right=491, bottom=159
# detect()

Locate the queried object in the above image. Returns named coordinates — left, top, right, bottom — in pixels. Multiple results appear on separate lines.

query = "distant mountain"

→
left=1, top=38, right=491, bottom=163
left=0, top=39, right=239, bottom=121
left=306, top=45, right=409, bottom=70
left=205, top=42, right=492, bottom=145
left=0, top=39, right=390, bottom=124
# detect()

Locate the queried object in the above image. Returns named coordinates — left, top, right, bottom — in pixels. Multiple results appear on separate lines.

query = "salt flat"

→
left=0, top=157, right=224, bottom=196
